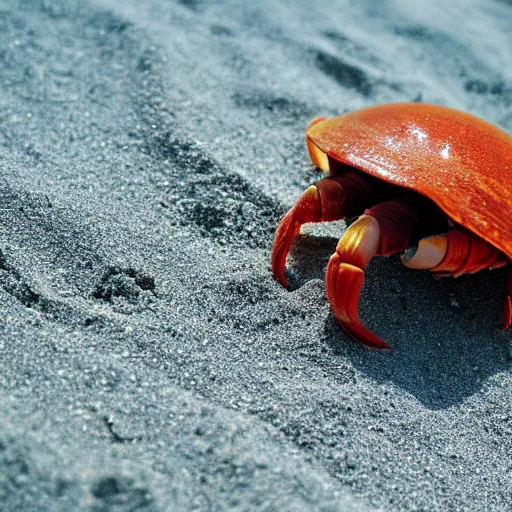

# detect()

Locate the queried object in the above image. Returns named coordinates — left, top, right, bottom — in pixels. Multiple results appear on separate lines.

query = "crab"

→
left=271, top=103, right=512, bottom=349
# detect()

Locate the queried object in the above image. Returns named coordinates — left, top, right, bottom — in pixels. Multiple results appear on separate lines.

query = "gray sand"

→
left=1, top=0, right=512, bottom=510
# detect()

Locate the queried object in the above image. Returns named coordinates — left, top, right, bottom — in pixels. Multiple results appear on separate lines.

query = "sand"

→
left=1, top=0, right=512, bottom=510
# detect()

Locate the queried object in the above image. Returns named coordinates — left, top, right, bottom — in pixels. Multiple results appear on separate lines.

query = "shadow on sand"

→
left=288, top=233, right=510, bottom=410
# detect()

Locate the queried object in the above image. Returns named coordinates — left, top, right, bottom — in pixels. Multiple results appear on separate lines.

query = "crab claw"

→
left=272, top=172, right=391, bottom=287
left=325, top=216, right=391, bottom=349
left=271, top=185, right=322, bottom=287
left=325, top=198, right=432, bottom=349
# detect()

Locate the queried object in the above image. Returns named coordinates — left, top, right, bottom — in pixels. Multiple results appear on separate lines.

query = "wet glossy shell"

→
left=307, top=103, right=512, bottom=259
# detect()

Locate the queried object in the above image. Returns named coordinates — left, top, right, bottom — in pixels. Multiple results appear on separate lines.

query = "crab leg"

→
left=271, top=172, right=388, bottom=287
left=403, top=227, right=512, bottom=329
left=403, top=228, right=509, bottom=276
left=325, top=198, right=430, bottom=349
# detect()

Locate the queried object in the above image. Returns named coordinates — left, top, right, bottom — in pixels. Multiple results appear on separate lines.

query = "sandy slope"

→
left=1, top=0, right=511, bottom=510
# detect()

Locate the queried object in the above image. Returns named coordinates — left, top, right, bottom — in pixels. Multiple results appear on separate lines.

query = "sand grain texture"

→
left=1, top=0, right=512, bottom=510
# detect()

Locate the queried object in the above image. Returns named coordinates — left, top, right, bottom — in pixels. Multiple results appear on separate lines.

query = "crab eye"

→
left=306, top=136, right=330, bottom=172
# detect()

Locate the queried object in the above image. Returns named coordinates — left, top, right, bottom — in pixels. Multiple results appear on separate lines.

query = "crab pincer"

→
left=325, top=195, right=447, bottom=349
left=271, top=171, right=388, bottom=287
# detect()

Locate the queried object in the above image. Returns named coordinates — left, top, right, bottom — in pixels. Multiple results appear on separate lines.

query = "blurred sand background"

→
left=1, top=0, right=511, bottom=510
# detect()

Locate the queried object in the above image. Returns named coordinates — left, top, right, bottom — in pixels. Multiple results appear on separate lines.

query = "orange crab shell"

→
left=306, top=103, right=512, bottom=260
